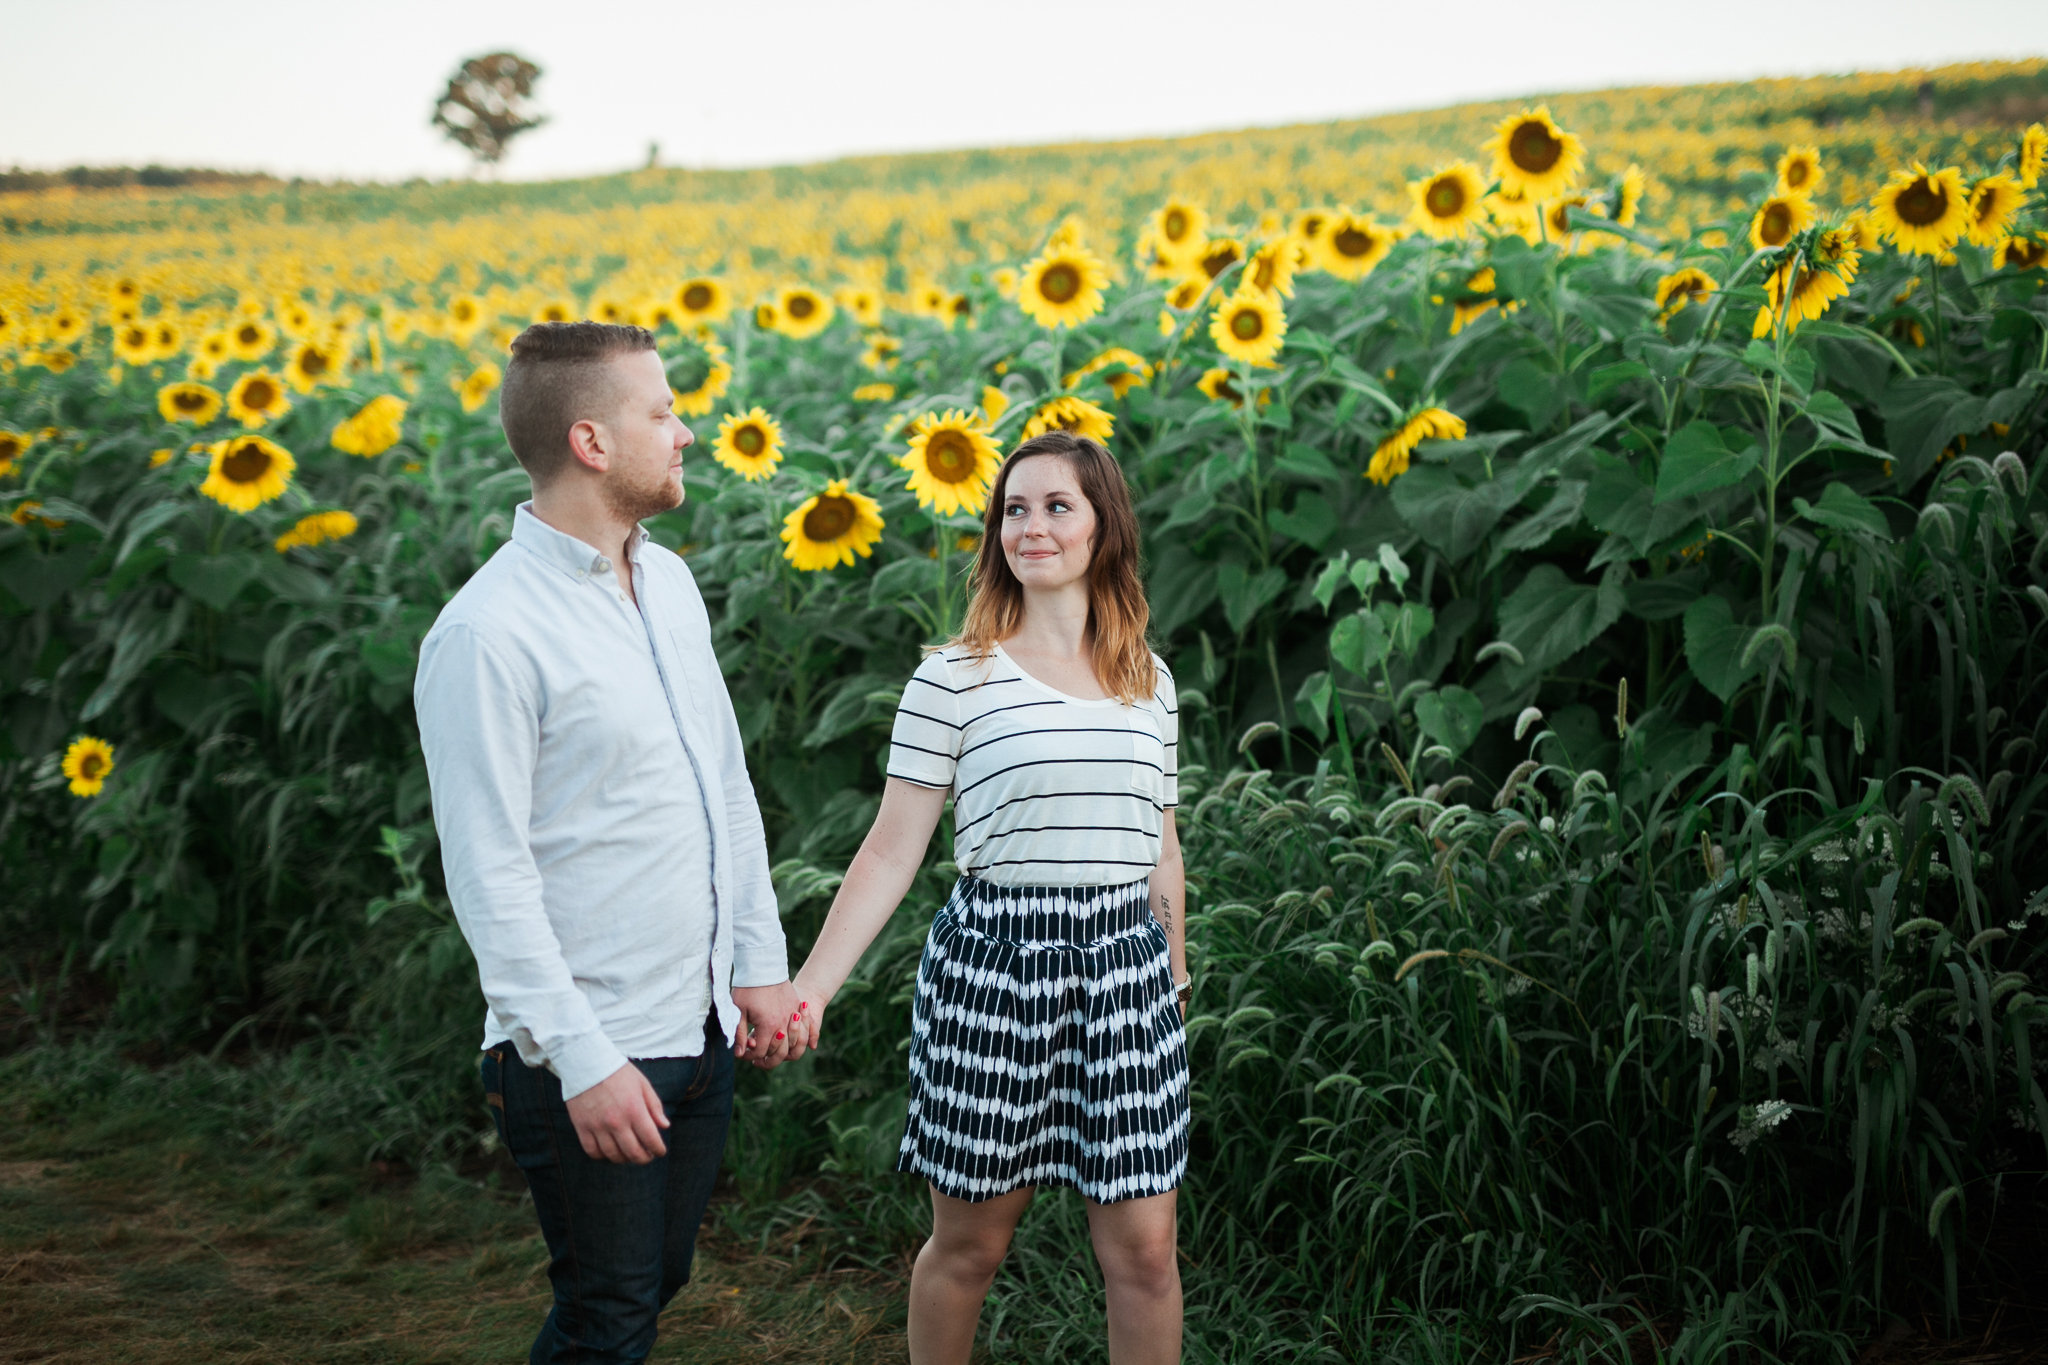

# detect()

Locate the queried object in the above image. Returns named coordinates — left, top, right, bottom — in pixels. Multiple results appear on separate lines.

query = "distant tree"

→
left=431, top=53, right=546, bottom=171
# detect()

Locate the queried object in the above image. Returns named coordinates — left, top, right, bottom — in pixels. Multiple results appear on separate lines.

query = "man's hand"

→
left=564, top=1062, right=670, bottom=1164
left=732, top=980, right=809, bottom=1068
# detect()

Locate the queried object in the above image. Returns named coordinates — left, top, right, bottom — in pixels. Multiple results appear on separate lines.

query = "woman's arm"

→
left=1150, top=812, right=1188, bottom=1015
left=788, top=777, right=950, bottom=1048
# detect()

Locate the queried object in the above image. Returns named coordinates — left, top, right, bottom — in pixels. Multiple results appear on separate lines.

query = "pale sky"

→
left=4, top=0, right=2045, bottom=182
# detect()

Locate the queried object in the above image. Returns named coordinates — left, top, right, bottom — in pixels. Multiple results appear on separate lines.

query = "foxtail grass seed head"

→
left=1513, top=705, right=1544, bottom=741
left=1381, top=743, right=1414, bottom=795
left=1747, top=953, right=1760, bottom=997
left=1765, top=929, right=1779, bottom=975
left=1707, top=991, right=1722, bottom=1041
left=1615, top=678, right=1629, bottom=737
left=1854, top=716, right=1867, bottom=755
left=1992, top=450, right=2028, bottom=500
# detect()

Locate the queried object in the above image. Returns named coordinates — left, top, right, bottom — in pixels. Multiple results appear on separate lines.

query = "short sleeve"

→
left=887, top=653, right=963, bottom=789
left=1154, top=656, right=1179, bottom=808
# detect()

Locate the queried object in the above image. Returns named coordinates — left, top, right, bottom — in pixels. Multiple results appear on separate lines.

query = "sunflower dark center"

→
left=1427, top=179, right=1467, bottom=216
left=0, top=437, right=21, bottom=460
left=300, top=349, right=329, bottom=377
left=237, top=325, right=260, bottom=344
left=1301, top=215, right=1325, bottom=238
left=1510, top=122, right=1562, bottom=174
left=682, top=284, right=712, bottom=310
left=1896, top=180, right=1947, bottom=226
left=124, top=328, right=147, bottom=347
left=1040, top=264, right=1081, bottom=303
left=804, top=496, right=856, bottom=541
left=80, top=754, right=105, bottom=779
left=1785, top=160, right=1812, bottom=188
left=2013, top=240, right=2046, bottom=268
left=1200, top=246, right=1239, bottom=279
left=222, top=443, right=272, bottom=483
left=734, top=425, right=766, bottom=457
left=1761, top=202, right=1794, bottom=244
left=1216, top=376, right=1243, bottom=403
left=1332, top=227, right=1371, bottom=258
left=454, top=302, right=475, bottom=320
left=1230, top=308, right=1264, bottom=340
left=173, top=389, right=208, bottom=412
left=926, top=431, right=976, bottom=481
left=1252, top=256, right=1278, bottom=290
left=243, top=378, right=277, bottom=408
left=788, top=295, right=816, bottom=319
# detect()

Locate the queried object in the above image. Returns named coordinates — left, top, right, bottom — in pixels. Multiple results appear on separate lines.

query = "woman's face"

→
left=1000, top=455, right=1096, bottom=593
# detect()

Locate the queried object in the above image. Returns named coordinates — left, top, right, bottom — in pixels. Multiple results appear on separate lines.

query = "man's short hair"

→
left=499, top=322, right=657, bottom=483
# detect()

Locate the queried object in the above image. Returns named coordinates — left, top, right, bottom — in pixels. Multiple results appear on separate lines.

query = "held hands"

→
left=731, top=980, right=813, bottom=1069
left=565, top=1062, right=670, bottom=1164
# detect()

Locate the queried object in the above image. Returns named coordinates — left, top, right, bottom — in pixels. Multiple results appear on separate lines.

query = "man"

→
left=416, top=321, right=808, bottom=1363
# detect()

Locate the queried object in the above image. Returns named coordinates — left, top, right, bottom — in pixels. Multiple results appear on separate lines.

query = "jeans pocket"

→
left=481, top=1048, right=510, bottom=1145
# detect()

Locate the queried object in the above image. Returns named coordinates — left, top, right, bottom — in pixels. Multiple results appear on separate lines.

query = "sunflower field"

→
left=6, top=61, right=2048, bottom=1363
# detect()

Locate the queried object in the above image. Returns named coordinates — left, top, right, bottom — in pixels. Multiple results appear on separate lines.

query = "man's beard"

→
left=603, top=462, right=683, bottom=524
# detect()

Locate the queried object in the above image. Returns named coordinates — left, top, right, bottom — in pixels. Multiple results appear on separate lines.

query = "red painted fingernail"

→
left=775, top=1031, right=785, bottom=1040
left=799, top=1001, right=808, bottom=1011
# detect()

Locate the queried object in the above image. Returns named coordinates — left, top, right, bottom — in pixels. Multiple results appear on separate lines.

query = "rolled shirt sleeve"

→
left=416, top=623, right=627, bottom=1100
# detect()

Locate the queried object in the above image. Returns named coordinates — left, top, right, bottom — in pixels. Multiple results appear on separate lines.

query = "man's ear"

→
left=566, top=417, right=609, bottom=473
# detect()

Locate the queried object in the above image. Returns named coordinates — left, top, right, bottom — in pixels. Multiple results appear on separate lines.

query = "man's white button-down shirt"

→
left=415, top=503, right=787, bottom=1099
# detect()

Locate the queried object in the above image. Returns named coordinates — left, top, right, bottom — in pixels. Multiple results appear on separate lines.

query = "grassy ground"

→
left=0, top=1114, right=907, bottom=1364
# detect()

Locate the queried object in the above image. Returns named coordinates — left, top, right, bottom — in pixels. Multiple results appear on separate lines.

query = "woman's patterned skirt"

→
left=897, top=874, right=1190, bottom=1204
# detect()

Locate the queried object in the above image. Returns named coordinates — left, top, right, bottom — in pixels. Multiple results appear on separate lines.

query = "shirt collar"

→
left=513, top=502, right=649, bottom=579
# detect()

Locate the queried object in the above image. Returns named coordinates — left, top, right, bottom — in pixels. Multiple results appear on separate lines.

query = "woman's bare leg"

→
left=1086, top=1190, right=1182, bottom=1365
left=908, top=1184, right=1034, bottom=1365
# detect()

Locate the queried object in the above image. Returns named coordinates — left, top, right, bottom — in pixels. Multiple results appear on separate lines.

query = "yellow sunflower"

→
left=900, top=410, right=1003, bottom=516
left=0, top=428, right=31, bottom=476
left=534, top=298, right=578, bottom=324
left=200, top=434, right=295, bottom=513
left=1774, top=146, right=1824, bottom=198
left=1843, top=210, right=1882, bottom=254
left=458, top=362, right=501, bottom=413
left=1194, top=237, right=1244, bottom=283
left=1198, top=368, right=1250, bottom=408
left=62, top=736, right=115, bottom=798
left=446, top=294, right=486, bottom=338
left=1869, top=164, right=1970, bottom=257
left=1368, top=408, right=1465, bottom=485
left=675, top=277, right=731, bottom=325
left=777, top=286, right=834, bottom=340
left=753, top=301, right=781, bottom=331
left=1245, top=240, right=1299, bottom=299
left=157, top=381, right=223, bottom=425
left=1543, top=195, right=1594, bottom=241
left=836, top=285, right=884, bottom=328
left=2017, top=125, right=2045, bottom=189
left=852, top=382, right=896, bottom=402
left=669, top=341, right=733, bottom=417
left=1210, top=290, right=1287, bottom=367
left=227, top=370, right=292, bottom=426
left=861, top=333, right=902, bottom=372
left=1022, top=396, right=1115, bottom=444
left=1752, top=229, right=1859, bottom=339
left=1151, top=201, right=1208, bottom=262
left=276, top=299, right=316, bottom=338
left=1409, top=163, right=1486, bottom=239
left=34, top=349, right=77, bottom=374
left=992, top=268, right=1019, bottom=299
left=274, top=510, right=360, bottom=553
left=150, top=319, right=184, bottom=360
left=1483, top=107, right=1584, bottom=202
left=286, top=337, right=344, bottom=393
left=196, top=330, right=232, bottom=369
left=1064, top=347, right=1153, bottom=399
left=781, top=480, right=885, bottom=571
left=331, top=394, right=408, bottom=456
left=1964, top=174, right=2025, bottom=248
left=980, top=385, right=1010, bottom=422
left=1320, top=212, right=1398, bottom=280
left=1654, top=268, right=1718, bottom=322
left=1016, top=247, right=1110, bottom=329
left=112, top=321, right=155, bottom=365
left=46, top=307, right=87, bottom=346
left=1748, top=193, right=1816, bottom=251
left=1163, top=278, right=1208, bottom=312
left=1994, top=233, right=2047, bottom=272
left=1291, top=209, right=1332, bottom=255
left=226, top=316, right=276, bottom=362
left=1614, top=165, right=1646, bottom=227
left=713, top=408, right=783, bottom=481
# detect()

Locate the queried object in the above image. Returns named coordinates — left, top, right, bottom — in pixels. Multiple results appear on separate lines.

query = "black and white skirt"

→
left=897, top=874, right=1190, bottom=1204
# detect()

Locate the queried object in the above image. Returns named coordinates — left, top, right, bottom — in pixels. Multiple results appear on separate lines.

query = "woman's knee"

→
left=924, top=1224, right=1014, bottom=1284
left=1098, top=1229, right=1179, bottom=1297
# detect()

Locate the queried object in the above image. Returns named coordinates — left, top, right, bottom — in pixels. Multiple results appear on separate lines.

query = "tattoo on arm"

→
left=1159, top=894, right=1172, bottom=936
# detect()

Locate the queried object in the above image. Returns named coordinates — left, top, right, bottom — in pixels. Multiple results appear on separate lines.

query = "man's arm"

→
left=417, top=622, right=665, bottom=1158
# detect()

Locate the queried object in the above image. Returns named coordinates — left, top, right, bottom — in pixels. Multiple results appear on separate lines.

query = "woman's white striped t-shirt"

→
left=887, top=644, right=1178, bottom=888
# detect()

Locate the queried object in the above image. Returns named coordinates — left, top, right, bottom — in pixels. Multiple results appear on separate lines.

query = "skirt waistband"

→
left=942, top=874, right=1154, bottom=948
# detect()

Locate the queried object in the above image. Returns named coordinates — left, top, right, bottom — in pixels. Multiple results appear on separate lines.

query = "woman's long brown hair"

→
left=950, top=432, right=1156, bottom=704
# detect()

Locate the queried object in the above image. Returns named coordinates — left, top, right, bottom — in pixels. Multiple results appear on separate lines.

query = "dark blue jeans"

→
left=483, top=1012, right=734, bottom=1365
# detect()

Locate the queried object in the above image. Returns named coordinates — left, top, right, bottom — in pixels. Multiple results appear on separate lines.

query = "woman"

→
left=789, top=430, right=1190, bottom=1365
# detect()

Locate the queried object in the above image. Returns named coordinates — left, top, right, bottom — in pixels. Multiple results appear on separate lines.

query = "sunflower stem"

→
left=1929, top=258, right=1948, bottom=374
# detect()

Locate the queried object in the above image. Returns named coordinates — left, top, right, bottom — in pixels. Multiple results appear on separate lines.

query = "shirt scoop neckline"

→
left=992, top=643, right=1124, bottom=708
